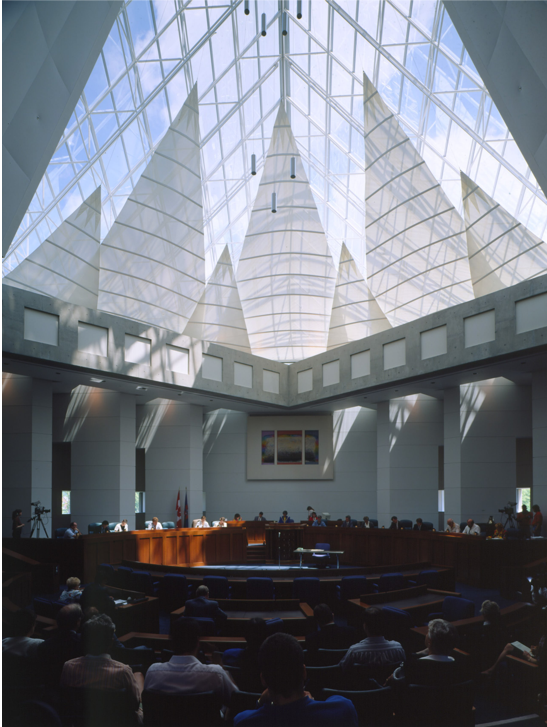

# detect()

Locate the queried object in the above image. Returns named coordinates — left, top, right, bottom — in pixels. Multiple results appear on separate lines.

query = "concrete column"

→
left=2, top=374, right=53, bottom=537
left=532, top=370, right=547, bottom=534
left=377, top=394, right=443, bottom=528
left=138, top=400, right=203, bottom=526
left=444, top=378, right=532, bottom=526
left=66, top=386, right=136, bottom=529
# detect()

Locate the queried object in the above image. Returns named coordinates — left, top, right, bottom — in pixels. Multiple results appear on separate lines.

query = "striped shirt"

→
left=60, top=654, right=141, bottom=710
left=339, top=636, right=405, bottom=671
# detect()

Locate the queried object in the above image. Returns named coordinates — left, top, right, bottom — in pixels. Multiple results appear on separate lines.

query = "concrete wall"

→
left=202, top=407, right=377, bottom=522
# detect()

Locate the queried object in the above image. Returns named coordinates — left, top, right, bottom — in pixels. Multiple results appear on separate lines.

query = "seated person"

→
left=80, top=570, right=115, bottom=616
left=81, top=607, right=126, bottom=651
left=195, top=515, right=210, bottom=529
left=99, top=520, right=110, bottom=534
left=144, top=617, right=237, bottom=708
left=234, top=514, right=242, bottom=522
left=37, top=604, right=82, bottom=686
left=392, top=619, right=466, bottom=686
left=61, top=614, right=143, bottom=718
left=339, top=606, right=405, bottom=672
left=114, top=519, right=129, bottom=532
left=231, top=617, right=269, bottom=692
left=60, top=576, right=83, bottom=602
left=278, top=511, right=293, bottom=524
left=463, top=519, right=481, bottom=535
left=2, top=608, right=43, bottom=657
left=254, top=512, right=267, bottom=522
left=148, top=516, right=163, bottom=530
left=361, top=516, right=372, bottom=529
left=413, top=518, right=424, bottom=531
left=305, top=604, right=356, bottom=655
left=312, top=515, right=326, bottom=527
left=63, top=522, right=80, bottom=539
left=184, top=585, right=228, bottom=632
left=492, top=522, right=505, bottom=539
left=234, top=632, right=358, bottom=726
left=445, top=519, right=460, bottom=533
left=218, top=517, right=228, bottom=527
left=479, top=600, right=506, bottom=672
left=389, top=516, right=399, bottom=530
left=341, top=516, right=353, bottom=528
left=308, top=511, right=317, bottom=524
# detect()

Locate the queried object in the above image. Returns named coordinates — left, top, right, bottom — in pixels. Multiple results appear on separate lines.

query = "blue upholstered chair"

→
left=55, top=527, right=68, bottom=539
left=374, top=573, right=405, bottom=593
left=246, top=577, right=275, bottom=600
left=336, top=575, right=370, bottom=601
left=382, top=605, right=411, bottom=641
left=322, top=686, right=393, bottom=725
left=293, top=577, right=321, bottom=606
left=116, top=565, right=134, bottom=590
left=459, top=522, right=467, bottom=534
left=421, top=521, right=434, bottom=531
left=88, top=522, right=102, bottom=535
left=399, top=519, right=412, bottom=530
left=144, top=520, right=152, bottom=529
left=369, top=519, right=379, bottom=529
left=129, top=571, right=159, bottom=596
left=159, top=574, right=192, bottom=609
left=427, top=596, right=475, bottom=623
left=184, top=616, right=217, bottom=636
left=98, top=563, right=115, bottom=584
left=162, top=521, right=175, bottom=529
left=203, top=575, right=231, bottom=599
left=264, top=617, right=284, bottom=636
left=312, top=542, right=331, bottom=565
left=409, top=569, right=439, bottom=589
left=108, top=522, right=118, bottom=532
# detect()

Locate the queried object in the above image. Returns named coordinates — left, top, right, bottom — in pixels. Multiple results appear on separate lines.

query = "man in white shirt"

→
left=445, top=519, right=460, bottom=534
left=2, top=609, right=43, bottom=657
left=339, top=607, right=405, bottom=672
left=147, top=517, right=163, bottom=530
left=463, top=519, right=481, bottom=535
left=114, top=519, right=129, bottom=532
left=144, top=617, right=237, bottom=708
left=195, top=516, right=210, bottom=529
left=63, top=522, right=80, bottom=539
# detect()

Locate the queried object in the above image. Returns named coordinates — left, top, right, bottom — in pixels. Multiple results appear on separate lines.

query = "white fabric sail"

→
left=183, top=245, right=251, bottom=353
left=327, top=243, right=391, bottom=349
left=236, top=105, right=337, bottom=362
left=98, top=85, right=205, bottom=332
left=461, top=172, right=547, bottom=298
left=364, top=74, right=474, bottom=327
left=3, top=188, right=101, bottom=308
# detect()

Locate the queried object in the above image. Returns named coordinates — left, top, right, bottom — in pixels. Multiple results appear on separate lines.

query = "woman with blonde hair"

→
left=60, top=577, right=82, bottom=602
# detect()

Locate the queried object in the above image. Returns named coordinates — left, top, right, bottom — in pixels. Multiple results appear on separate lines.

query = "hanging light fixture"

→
left=244, top=0, right=250, bottom=15
left=297, top=0, right=302, bottom=20
left=282, top=12, right=288, bottom=36
left=251, top=154, right=256, bottom=176
left=261, top=13, right=267, bottom=36
left=271, top=192, right=277, bottom=213
left=290, top=157, right=296, bottom=179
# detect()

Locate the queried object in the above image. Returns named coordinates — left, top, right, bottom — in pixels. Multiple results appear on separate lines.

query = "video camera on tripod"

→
left=498, top=501, right=518, bottom=529
left=28, top=501, right=51, bottom=538
left=30, top=501, right=51, bottom=516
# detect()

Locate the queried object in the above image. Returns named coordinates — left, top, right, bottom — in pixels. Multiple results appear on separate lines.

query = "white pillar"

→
left=444, top=378, right=532, bottom=526
left=66, top=387, right=136, bottom=530
left=532, top=370, right=547, bottom=534
left=138, top=400, right=203, bottom=526
left=2, top=374, right=53, bottom=537
left=377, top=394, right=443, bottom=528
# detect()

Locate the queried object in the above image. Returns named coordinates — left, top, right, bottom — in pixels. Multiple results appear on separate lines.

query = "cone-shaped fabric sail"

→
left=327, top=243, right=391, bottom=349
left=4, top=188, right=101, bottom=308
left=183, top=246, right=251, bottom=353
left=237, top=105, right=337, bottom=362
left=364, top=74, right=473, bottom=326
left=461, top=172, right=547, bottom=298
left=98, top=85, right=205, bottom=332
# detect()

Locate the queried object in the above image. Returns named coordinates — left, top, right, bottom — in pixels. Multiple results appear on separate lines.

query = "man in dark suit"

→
left=80, top=570, right=115, bottom=616
left=278, top=511, right=293, bottom=524
left=341, top=516, right=354, bottom=528
left=305, top=604, right=356, bottom=655
left=254, top=512, right=266, bottom=521
left=37, top=603, right=82, bottom=685
left=413, top=518, right=424, bottom=531
left=389, top=516, right=399, bottom=530
left=184, top=585, right=228, bottom=632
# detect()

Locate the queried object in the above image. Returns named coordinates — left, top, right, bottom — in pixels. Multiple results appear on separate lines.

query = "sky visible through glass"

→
left=4, top=0, right=546, bottom=283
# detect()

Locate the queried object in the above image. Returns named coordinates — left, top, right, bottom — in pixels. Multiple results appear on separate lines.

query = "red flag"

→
left=184, top=491, right=189, bottom=529
left=176, top=490, right=182, bottom=528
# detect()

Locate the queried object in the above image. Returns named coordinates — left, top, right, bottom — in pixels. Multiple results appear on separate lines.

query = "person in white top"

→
left=463, top=519, right=481, bottom=535
left=445, top=519, right=460, bottom=534
left=195, top=515, right=210, bottom=529
left=2, top=609, right=43, bottom=658
left=144, top=617, right=237, bottom=708
left=114, top=519, right=129, bottom=532
left=148, top=517, right=163, bottom=530
left=217, top=517, right=228, bottom=527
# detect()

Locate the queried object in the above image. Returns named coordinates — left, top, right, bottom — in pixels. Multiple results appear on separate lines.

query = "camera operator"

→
left=517, top=504, right=532, bottom=535
left=12, top=509, right=24, bottom=539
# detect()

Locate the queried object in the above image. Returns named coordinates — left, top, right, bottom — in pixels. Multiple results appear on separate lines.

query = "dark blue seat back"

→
left=108, top=522, right=117, bottom=532
left=247, top=577, right=275, bottom=599
left=162, top=521, right=175, bottom=529
left=203, top=576, right=231, bottom=599
left=338, top=576, right=370, bottom=601
left=292, top=577, right=321, bottom=605
left=186, top=616, right=216, bottom=635
left=55, top=527, right=68, bottom=539
left=116, top=565, right=133, bottom=589
left=88, top=522, right=102, bottom=534
left=442, top=596, right=475, bottom=621
left=130, top=571, right=155, bottom=595
left=370, top=519, right=378, bottom=528
left=421, top=521, right=434, bottom=531
left=265, top=617, right=283, bottom=636
left=377, top=573, right=405, bottom=593
left=399, top=519, right=412, bottom=530
left=416, top=569, right=439, bottom=588
left=160, top=574, right=191, bottom=607
left=459, top=522, right=467, bottom=533
left=382, top=605, right=411, bottom=640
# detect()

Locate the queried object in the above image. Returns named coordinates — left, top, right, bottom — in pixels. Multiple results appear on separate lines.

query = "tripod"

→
left=502, top=512, right=517, bottom=530
left=28, top=512, right=50, bottom=539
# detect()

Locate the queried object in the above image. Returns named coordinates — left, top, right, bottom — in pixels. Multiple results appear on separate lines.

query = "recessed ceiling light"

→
left=55, top=372, right=61, bottom=375
left=90, top=378, right=105, bottom=383
left=136, top=386, right=147, bottom=390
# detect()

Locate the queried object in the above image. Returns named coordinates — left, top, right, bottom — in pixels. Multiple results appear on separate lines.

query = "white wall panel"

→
left=24, top=308, right=59, bottom=346
left=516, top=292, right=547, bottom=334
left=464, top=310, right=495, bottom=348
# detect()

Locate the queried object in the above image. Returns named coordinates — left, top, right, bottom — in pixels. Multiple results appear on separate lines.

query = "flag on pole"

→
left=183, top=490, right=189, bottom=528
left=176, top=490, right=182, bottom=528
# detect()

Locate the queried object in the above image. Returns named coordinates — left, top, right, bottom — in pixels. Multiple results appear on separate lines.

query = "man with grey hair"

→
left=184, top=585, right=228, bottom=632
left=445, top=519, right=460, bottom=534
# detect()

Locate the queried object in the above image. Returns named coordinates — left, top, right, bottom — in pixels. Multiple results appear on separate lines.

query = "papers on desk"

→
left=113, top=599, right=127, bottom=606
left=511, top=641, right=532, bottom=657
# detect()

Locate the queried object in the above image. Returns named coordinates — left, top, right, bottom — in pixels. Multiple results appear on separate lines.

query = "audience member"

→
left=234, top=632, right=358, bottom=726
left=278, top=511, right=293, bottom=524
left=339, top=607, right=405, bottom=671
left=37, top=604, right=82, bottom=685
left=2, top=608, right=43, bottom=657
left=305, top=604, right=356, bottom=654
left=61, top=614, right=143, bottom=717
left=341, top=515, right=353, bottom=528
left=81, top=607, right=126, bottom=651
left=114, top=519, right=129, bottom=532
left=184, top=585, right=228, bottom=632
left=392, top=619, right=464, bottom=686
left=144, top=617, right=237, bottom=708
left=147, top=517, right=162, bottom=530
left=63, top=522, right=80, bottom=539
left=531, top=504, right=543, bottom=537
left=80, top=570, right=115, bottom=615
left=60, top=576, right=83, bottom=602
left=234, top=617, right=269, bottom=691
left=479, top=600, right=505, bottom=672
left=413, top=518, right=424, bottom=531
left=445, top=519, right=460, bottom=533
left=389, top=516, right=399, bottom=530
left=463, top=519, right=481, bottom=535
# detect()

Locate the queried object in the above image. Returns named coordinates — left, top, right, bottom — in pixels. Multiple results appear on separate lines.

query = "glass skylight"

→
left=4, top=0, right=546, bottom=282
